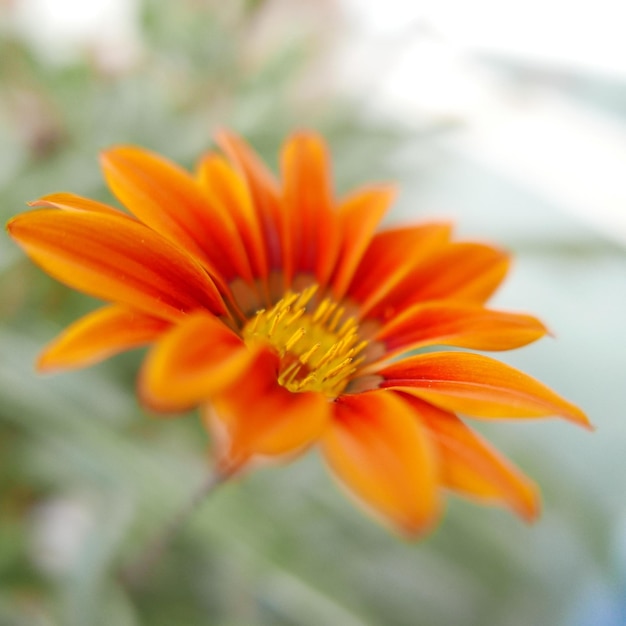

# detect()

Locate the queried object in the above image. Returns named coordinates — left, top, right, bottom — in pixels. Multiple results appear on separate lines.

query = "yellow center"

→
left=242, top=285, right=368, bottom=397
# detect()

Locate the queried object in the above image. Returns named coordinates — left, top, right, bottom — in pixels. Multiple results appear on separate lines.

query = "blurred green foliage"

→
left=1, top=1, right=625, bottom=625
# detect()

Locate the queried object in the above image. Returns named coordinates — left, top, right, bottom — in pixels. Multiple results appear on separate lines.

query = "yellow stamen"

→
left=242, top=285, right=367, bottom=398
left=299, top=342, right=320, bottom=364
left=285, top=327, right=306, bottom=351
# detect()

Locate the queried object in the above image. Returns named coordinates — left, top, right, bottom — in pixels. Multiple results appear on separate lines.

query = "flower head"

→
left=7, top=129, right=590, bottom=536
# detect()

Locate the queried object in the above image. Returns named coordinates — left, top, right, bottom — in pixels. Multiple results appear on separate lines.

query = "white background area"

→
left=337, top=0, right=626, bottom=245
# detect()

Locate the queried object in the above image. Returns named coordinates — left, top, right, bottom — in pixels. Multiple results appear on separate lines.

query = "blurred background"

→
left=1, top=0, right=625, bottom=624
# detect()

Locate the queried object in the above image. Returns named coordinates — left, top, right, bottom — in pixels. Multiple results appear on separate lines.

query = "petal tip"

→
left=99, top=145, right=143, bottom=170
left=35, top=353, right=58, bottom=374
left=578, top=415, right=595, bottom=431
left=394, top=509, right=442, bottom=540
left=5, top=215, right=18, bottom=234
left=562, top=404, right=593, bottom=430
left=5, top=213, right=33, bottom=242
left=516, top=485, right=541, bottom=523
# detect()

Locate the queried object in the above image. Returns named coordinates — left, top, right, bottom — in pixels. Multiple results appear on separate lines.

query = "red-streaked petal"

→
left=28, top=192, right=128, bottom=216
left=101, top=146, right=252, bottom=289
left=414, top=242, right=511, bottom=302
left=208, top=348, right=330, bottom=469
left=37, top=305, right=170, bottom=372
left=403, top=395, right=539, bottom=520
left=196, top=153, right=267, bottom=282
left=372, top=243, right=511, bottom=322
left=379, top=352, right=590, bottom=428
left=347, top=224, right=453, bottom=318
left=330, top=185, right=395, bottom=300
left=139, top=312, right=251, bottom=413
left=322, top=391, right=440, bottom=536
left=280, top=132, right=339, bottom=286
left=374, top=301, right=548, bottom=357
left=101, top=146, right=217, bottom=264
left=7, top=210, right=225, bottom=321
left=215, top=129, right=282, bottom=271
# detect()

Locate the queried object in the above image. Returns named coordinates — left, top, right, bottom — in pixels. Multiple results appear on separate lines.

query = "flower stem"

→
left=119, top=469, right=228, bottom=588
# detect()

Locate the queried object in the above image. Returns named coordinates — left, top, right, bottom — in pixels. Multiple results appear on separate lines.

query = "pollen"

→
left=242, top=285, right=368, bottom=397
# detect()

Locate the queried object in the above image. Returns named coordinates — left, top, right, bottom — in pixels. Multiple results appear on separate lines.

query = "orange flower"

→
left=7, top=130, right=590, bottom=536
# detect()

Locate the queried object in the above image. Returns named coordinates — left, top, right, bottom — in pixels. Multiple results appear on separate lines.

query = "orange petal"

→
left=372, top=243, right=510, bottom=321
left=214, top=129, right=283, bottom=271
left=322, top=391, right=440, bottom=536
left=196, top=153, right=267, bottom=282
left=412, top=242, right=510, bottom=302
left=380, top=352, right=590, bottom=428
left=208, top=348, right=330, bottom=469
left=101, top=146, right=249, bottom=289
left=347, top=224, right=453, bottom=318
left=38, top=305, right=170, bottom=372
left=28, top=192, right=128, bottom=216
left=7, top=209, right=225, bottom=321
left=374, top=301, right=548, bottom=357
left=139, top=312, right=251, bottom=413
left=403, top=395, right=539, bottom=520
left=280, top=132, right=339, bottom=286
left=330, top=185, right=395, bottom=300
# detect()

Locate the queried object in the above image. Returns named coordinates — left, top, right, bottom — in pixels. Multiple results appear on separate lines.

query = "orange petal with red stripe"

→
left=404, top=395, right=539, bottom=520
left=348, top=224, right=453, bottom=318
left=209, top=349, right=330, bottom=469
left=196, top=154, right=267, bottom=282
left=215, top=129, right=282, bottom=271
left=380, top=352, right=590, bottom=428
left=280, top=132, right=339, bottom=286
left=330, top=185, right=395, bottom=300
left=140, top=312, right=251, bottom=413
left=375, top=301, right=548, bottom=357
left=37, top=305, right=170, bottom=373
left=101, top=146, right=249, bottom=286
left=7, top=209, right=225, bottom=321
left=373, top=243, right=510, bottom=321
left=322, top=391, right=440, bottom=536
left=414, top=242, right=510, bottom=302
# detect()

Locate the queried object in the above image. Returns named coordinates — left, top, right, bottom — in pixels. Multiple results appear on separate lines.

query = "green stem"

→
left=119, top=469, right=227, bottom=588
